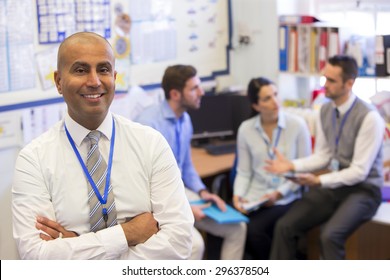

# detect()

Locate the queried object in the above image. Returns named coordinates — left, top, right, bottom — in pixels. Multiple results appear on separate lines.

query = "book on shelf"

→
left=279, top=25, right=288, bottom=71
left=288, top=27, right=298, bottom=72
left=328, top=28, right=340, bottom=58
left=309, top=27, right=319, bottom=73
left=297, top=25, right=311, bottom=73
left=318, top=28, right=328, bottom=71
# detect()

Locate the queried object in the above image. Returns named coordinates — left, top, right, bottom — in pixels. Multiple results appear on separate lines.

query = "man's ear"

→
left=170, top=89, right=182, bottom=101
left=345, top=78, right=354, bottom=91
left=252, top=103, right=260, bottom=113
left=54, top=71, right=62, bottom=95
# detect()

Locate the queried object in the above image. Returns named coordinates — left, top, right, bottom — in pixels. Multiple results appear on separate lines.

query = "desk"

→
left=191, top=147, right=235, bottom=178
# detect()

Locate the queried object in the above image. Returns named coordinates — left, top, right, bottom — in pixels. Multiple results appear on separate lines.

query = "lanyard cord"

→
left=261, top=126, right=282, bottom=159
left=64, top=118, right=116, bottom=205
left=332, top=98, right=357, bottom=149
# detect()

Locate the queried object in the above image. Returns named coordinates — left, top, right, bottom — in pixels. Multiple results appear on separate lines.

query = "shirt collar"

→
left=161, top=100, right=183, bottom=122
left=64, top=112, right=113, bottom=147
left=254, top=110, right=286, bottom=131
left=334, top=93, right=356, bottom=115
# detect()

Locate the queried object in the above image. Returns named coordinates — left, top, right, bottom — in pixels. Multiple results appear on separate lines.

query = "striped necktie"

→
left=86, top=130, right=117, bottom=232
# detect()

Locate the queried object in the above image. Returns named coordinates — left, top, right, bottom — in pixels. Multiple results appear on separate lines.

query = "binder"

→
left=328, top=28, right=340, bottom=58
left=298, top=25, right=310, bottom=73
left=309, top=27, right=319, bottom=73
left=279, top=25, right=288, bottom=71
left=318, top=28, right=328, bottom=71
left=375, top=35, right=390, bottom=77
left=288, top=27, right=298, bottom=72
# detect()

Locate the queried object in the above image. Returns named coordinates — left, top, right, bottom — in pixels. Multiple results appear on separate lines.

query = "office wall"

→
left=0, top=0, right=299, bottom=259
left=217, top=0, right=314, bottom=93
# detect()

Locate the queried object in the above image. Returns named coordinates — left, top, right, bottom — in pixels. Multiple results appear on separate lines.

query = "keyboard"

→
left=205, top=142, right=236, bottom=155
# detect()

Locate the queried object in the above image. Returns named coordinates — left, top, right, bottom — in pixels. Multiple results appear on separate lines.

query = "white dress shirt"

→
left=293, top=94, right=385, bottom=188
left=12, top=112, right=193, bottom=259
left=234, top=111, right=312, bottom=204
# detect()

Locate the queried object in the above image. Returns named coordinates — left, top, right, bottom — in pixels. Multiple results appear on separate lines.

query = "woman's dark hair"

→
left=247, top=77, right=274, bottom=105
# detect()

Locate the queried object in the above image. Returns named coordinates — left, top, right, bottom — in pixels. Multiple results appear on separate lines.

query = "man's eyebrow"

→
left=98, top=61, right=113, bottom=68
left=191, top=84, right=200, bottom=90
left=325, top=76, right=336, bottom=82
left=71, top=61, right=90, bottom=68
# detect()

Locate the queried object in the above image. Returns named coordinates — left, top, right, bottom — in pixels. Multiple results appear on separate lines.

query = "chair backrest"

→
left=229, top=153, right=238, bottom=190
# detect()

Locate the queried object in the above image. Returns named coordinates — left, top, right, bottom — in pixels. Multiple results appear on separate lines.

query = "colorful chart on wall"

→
left=0, top=0, right=231, bottom=112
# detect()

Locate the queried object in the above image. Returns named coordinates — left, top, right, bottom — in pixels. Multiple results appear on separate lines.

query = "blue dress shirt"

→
left=136, top=100, right=207, bottom=193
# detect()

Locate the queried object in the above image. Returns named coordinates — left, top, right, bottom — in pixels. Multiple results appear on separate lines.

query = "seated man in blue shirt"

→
left=136, top=65, right=246, bottom=260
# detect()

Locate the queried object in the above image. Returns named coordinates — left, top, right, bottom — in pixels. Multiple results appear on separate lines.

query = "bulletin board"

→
left=0, top=0, right=232, bottom=112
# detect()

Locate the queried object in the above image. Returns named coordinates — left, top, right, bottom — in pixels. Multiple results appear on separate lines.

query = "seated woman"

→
left=233, top=77, right=311, bottom=259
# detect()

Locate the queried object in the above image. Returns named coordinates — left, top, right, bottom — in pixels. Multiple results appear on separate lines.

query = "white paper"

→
left=242, top=198, right=270, bottom=212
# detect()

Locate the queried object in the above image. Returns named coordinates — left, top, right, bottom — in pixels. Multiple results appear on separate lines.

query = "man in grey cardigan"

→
left=265, top=55, right=384, bottom=259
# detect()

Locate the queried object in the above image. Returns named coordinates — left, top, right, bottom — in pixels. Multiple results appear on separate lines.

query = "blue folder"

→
left=190, top=200, right=249, bottom=224
left=279, top=25, right=288, bottom=71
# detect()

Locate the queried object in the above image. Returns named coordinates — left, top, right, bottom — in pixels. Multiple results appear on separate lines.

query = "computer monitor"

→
left=187, top=93, right=253, bottom=141
left=230, top=94, right=254, bottom=136
left=187, top=94, right=234, bottom=140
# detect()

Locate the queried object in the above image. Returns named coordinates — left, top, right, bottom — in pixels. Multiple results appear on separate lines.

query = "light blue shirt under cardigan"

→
left=135, top=100, right=207, bottom=194
left=234, top=111, right=312, bottom=205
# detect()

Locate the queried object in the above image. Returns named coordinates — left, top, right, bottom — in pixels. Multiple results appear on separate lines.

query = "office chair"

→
left=211, top=152, right=237, bottom=204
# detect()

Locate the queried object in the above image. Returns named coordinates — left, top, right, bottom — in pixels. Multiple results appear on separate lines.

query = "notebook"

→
left=190, top=200, right=249, bottom=224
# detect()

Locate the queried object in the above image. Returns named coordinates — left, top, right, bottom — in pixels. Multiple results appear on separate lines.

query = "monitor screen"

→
left=187, top=94, right=234, bottom=140
left=187, top=94, right=253, bottom=140
left=230, top=94, right=254, bottom=136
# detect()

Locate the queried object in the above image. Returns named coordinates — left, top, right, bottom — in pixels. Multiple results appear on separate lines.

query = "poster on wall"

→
left=0, top=0, right=36, bottom=93
left=35, top=46, right=58, bottom=90
left=112, top=1, right=132, bottom=92
left=129, top=0, right=176, bottom=65
left=128, top=0, right=230, bottom=87
left=0, top=112, right=22, bottom=148
left=36, top=0, right=111, bottom=44
left=0, top=0, right=230, bottom=112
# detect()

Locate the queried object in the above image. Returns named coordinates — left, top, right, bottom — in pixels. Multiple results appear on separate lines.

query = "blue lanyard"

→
left=332, top=98, right=357, bottom=148
left=261, top=126, right=282, bottom=159
left=64, top=119, right=116, bottom=209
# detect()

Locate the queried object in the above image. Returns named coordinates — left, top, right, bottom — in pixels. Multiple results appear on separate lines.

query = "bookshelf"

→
left=278, top=22, right=352, bottom=76
left=277, top=16, right=381, bottom=107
